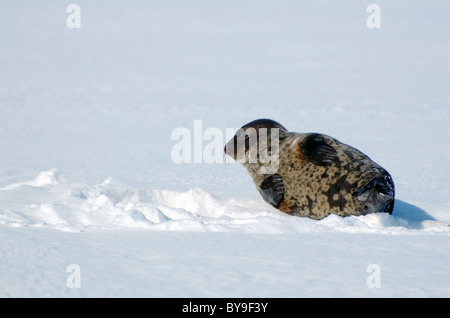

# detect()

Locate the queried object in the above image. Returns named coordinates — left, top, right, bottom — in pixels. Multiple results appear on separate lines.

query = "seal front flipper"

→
left=260, top=174, right=285, bottom=208
left=300, top=134, right=338, bottom=166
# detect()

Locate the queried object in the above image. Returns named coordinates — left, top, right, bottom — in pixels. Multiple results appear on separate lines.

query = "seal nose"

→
left=224, top=135, right=237, bottom=158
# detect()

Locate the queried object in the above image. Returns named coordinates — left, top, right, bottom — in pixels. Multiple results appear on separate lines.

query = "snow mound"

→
left=0, top=169, right=449, bottom=234
left=0, top=168, right=65, bottom=190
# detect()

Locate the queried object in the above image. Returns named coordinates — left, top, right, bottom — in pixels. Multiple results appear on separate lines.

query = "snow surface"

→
left=1, top=0, right=450, bottom=297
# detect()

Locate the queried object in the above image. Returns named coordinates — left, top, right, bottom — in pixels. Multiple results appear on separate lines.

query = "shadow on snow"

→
left=390, top=199, right=436, bottom=229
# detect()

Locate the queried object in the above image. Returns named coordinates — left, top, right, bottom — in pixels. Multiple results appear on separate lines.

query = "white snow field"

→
left=1, top=0, right=450, bottom=297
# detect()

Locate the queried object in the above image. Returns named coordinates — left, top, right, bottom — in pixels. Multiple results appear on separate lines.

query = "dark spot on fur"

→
left=306, top=195, right=314, bottom=212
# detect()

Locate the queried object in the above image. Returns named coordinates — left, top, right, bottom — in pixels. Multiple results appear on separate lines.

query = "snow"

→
left=1, top=0, right=450, bottom=297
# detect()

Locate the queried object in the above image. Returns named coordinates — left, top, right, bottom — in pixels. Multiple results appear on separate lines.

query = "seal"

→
left=224, top=119, right=395, bottom=220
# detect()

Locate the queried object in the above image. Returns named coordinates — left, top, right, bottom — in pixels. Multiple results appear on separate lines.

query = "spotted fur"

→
left=224, top=119, right=395, bottom=220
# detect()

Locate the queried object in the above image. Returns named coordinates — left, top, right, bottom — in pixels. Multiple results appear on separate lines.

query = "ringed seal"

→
left=224, top=119, right=395, bottom=220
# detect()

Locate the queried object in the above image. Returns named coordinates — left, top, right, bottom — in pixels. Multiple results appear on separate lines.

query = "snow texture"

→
left=1, top=0, right=449, bottom=297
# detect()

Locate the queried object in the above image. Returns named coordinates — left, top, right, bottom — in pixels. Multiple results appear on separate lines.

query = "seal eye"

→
left=245, top=133, right=252, bottom=150
left=236, top=130, right=251, bottom=146
left=235, top=129, right=249, bottom=140
left=232, top=127, right=258, bottom=156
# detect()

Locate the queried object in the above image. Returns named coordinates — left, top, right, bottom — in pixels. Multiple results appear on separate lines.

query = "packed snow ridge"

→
left=0, top=169, right=448, bottom=235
